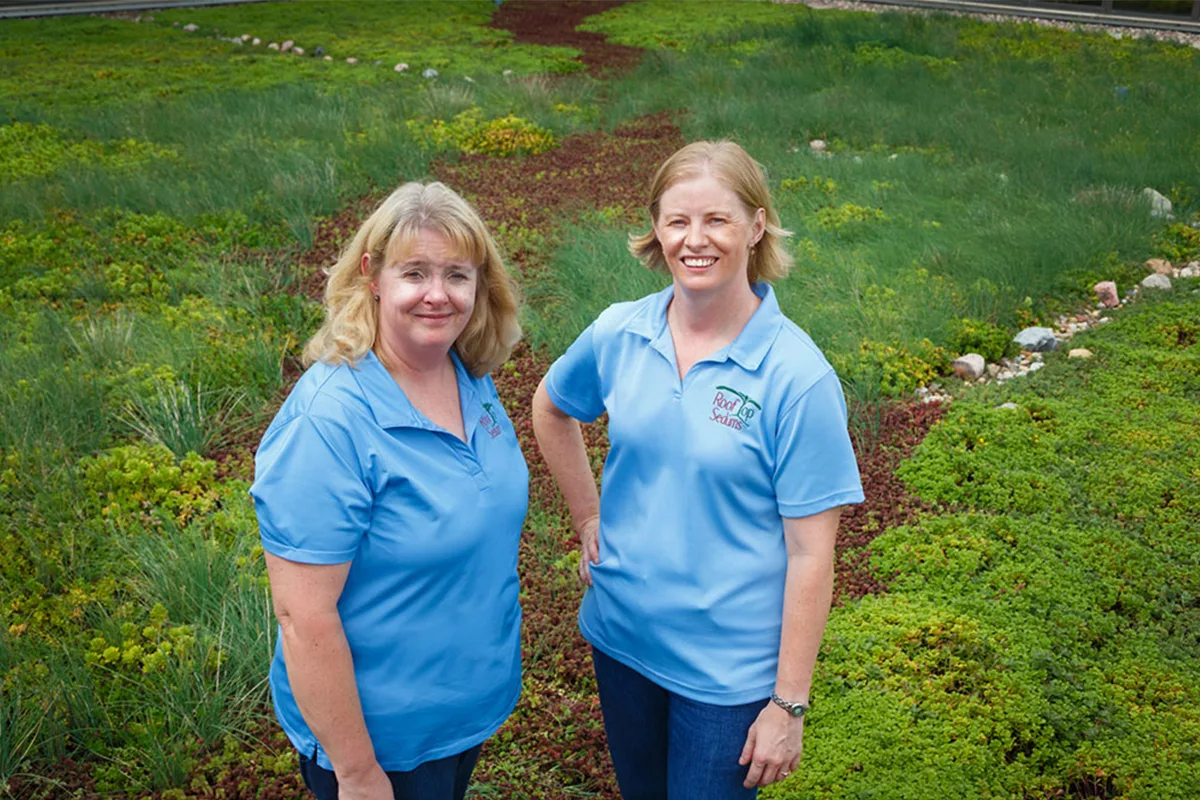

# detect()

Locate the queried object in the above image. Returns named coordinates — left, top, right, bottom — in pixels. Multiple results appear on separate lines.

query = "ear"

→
left=360, top=252, right=377, bottom=295
left=751, top=207, right=766, bottom=247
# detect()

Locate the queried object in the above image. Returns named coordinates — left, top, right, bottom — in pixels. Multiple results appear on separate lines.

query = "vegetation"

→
left=1, top=1, right=1198, bottom=798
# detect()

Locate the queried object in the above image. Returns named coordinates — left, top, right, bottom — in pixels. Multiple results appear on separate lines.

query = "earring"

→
left=373, top=294, right=380, bottom=302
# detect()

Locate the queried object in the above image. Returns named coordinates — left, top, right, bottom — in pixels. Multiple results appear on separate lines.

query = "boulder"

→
left=1013, top=327, right=1058, bottom=352
left=1144, top=258, right=1173, bottom=275
left=1092, top=280, right=1119, bottom=307
left=1141, top=274, right=1172, bottom=291
left=951, top=353, right=986, bottom=380
left=1142, top=187, right=1173, bottom=219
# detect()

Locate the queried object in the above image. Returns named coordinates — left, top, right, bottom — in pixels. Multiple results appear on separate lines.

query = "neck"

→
left=375, top=337, right=454, bottom=383
left=669, top=280, right=760, bottom=338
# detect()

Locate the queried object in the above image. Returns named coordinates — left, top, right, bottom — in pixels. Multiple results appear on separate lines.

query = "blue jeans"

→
left=297, top=743, right=482, bottom=800
left=592, top=647, right=768, bottom=800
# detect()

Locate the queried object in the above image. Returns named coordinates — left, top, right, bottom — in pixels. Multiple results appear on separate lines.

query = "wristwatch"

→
left=770, top=692, right=809, bottom=718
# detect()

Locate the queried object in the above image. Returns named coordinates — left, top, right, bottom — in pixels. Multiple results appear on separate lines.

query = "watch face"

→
left=790, top=705, right=806, bottom=717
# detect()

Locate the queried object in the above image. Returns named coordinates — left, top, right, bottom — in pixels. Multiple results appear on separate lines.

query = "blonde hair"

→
left=629, top=140, right=793, bottom=284
left=304, top=182, right=521, bottom=377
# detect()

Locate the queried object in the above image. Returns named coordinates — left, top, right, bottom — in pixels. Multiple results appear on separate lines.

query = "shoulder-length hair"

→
left=629, top=140, right=793, bottom=284
left=304, top=181, right=521, bottom=377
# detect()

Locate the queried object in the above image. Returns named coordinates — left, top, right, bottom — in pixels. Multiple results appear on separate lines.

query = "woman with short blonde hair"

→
left=305, top=181, right=521, bottom=377
left=254, top=181, right=529, bottom=800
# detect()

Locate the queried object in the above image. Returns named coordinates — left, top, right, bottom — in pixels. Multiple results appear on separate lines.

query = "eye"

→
left=401, top=269, right=424, bottom=281
left=448, top=271, right=471, bottom=282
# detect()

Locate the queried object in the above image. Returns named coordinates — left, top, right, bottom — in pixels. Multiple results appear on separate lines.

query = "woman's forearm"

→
left=774, top=511, right=840, bottom=702
left=532, top=380, right=600, bottom=529
left=279, top=610, right=379, bottom=777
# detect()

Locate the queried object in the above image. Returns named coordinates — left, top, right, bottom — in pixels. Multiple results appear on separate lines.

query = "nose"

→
left=424, top=275, right=448, bottom=304
left=683, top=221, right=707, bottom=250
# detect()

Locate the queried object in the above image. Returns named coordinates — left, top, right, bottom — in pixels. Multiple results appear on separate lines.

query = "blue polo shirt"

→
left=545, top=282, right=864, bottom=705
left=250, top=349, right=528, bottom=771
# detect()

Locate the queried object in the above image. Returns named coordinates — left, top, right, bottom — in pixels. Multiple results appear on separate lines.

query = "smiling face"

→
left=366, top=228, right=479, bottom=362
left=652, top=170, right=765, bottom=298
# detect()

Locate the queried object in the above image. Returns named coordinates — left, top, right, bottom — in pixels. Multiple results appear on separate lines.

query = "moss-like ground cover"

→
left=2, top=1, right=1199, bottom=798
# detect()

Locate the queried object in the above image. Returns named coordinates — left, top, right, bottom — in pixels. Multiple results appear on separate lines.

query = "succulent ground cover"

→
left=2, top=2, right=1200, bottom=799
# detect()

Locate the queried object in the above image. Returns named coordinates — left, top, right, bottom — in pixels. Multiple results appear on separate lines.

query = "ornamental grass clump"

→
left=406, top=107, right=557, bottom=157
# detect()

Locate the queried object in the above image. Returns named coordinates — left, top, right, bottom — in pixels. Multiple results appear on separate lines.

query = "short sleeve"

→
left=773, top=369, right=866, bottom=518
left=250, top=414, right=372, bottom=564
left=544, top=323, right=605, bottom=423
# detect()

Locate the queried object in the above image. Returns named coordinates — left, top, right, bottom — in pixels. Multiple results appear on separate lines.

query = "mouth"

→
left=415, top=312, right=455, bottom=323
left=681, top=256, right=718, bottom=270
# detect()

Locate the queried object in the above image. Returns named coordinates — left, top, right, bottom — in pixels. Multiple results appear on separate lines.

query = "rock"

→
left=1180, top=262, right=1200, bottom=278
left=1142, top=187, right=1173, bottom=219
left=1141, top=273, right=1172, bottom=291
left=268, top=42, right=279, bottom=50
left=423, top=67, right=439, bottom=78
left=314, top=45, right=325, bottom=56
left=1028, top=361, right=1045, bottom=372
left=1068, top=348, right=1093, bottom=358
left=1013, top=327, right=1059, bottom=352
left=888, top=153, right=899, bottom=160
left=951, top=353, right=986, bottom=380
left=346, top=57, right=359, bottom=64
left=292, top=47, right=304, bottom=55
left=281, top=40, right=294, bottom=53
left=394, top=62, right=408, bottom=72
left=252, top=37, right=261, bottom=46
left=502, top=69, right=514, bottom=76
left=1145, top=258, right=1173, bottom=275
left=997, top=402, right=1021, bottom=410
left=1092, top=280, right=1119, bottom=307
left=324, top=55, right=333, bottom=61
left=852, top=156, right=863, bottom=164
left=987, top=363, right=1001, bottom=378
left=183, top=23, right=198, bottom=32
left=241, top=33, right=250, bottom=41
left=809, top=139, right=827, bottom=151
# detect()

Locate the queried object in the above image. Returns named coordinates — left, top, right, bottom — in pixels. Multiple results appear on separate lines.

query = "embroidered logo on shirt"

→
left=478, top=402, right=503, bottom=439
left=710, top=386, right=761, bottom=431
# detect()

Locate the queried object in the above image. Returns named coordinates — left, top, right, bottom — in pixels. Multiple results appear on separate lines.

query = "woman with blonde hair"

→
left=252, top=181, right=527, bottom=800
left=533, top=141, right=863, bottom=798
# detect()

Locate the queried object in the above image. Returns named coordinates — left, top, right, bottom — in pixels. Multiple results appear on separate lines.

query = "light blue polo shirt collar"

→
left=626, top=282, right=784, bottom=371
left=354, top=348, right=483, bottom=435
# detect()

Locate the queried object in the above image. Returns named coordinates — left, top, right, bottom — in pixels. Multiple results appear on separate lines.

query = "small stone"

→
left=1092, top=280, right=1119, bottom=308
left=324, top=55, right=333, bottom=61
left=997, top=402, right=1021, bottom=410
left=852, top=156, right=863, bottom=164
left=951, top=353, right=986, bottom=380
left=503, top=69, right=513, bottom=76
left=809, top=139, right=827, bottom=152
left=987, top=363, right=1001, bottom=378
left=1180, top=262, right=1200, bottom=278
left=268, top=42, right=279, bottom=50
left=346, top=57, right=359, bottom=64
left=252, top=38, right=261, bottom=46
left=1141, top=273, right=1172, bottom=291
left=888, top=153, right=899, bottom=160
left=292, top=47, right=304, bottom=55
left=394, top=62, right=408, bottom=72
left=183, top=23, right=198, bottom=32
left=423, top=67, right=439, bottom=78
left=281, top=40, right=294, bottom=53
left=1145, top=258, right=1173, bottom=275
left=1029, top=362, right=1045, bottom=372
left=1142, top=187, right=1173, bottom=219
left=1069, top=348, right=1093, bottom=359
left=1013, top=327, right=1059, bottom=352
left=240, top=34, right=250, bottom=41
left=314, top=46, right=325, bottom=57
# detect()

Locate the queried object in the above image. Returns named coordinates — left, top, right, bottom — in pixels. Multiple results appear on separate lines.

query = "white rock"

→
left=1069, top=348, right=1093, bottom=358
left=241, top=34, right=251, bottom=41
left=809, top=139, right=827, bottom=151
left=281, top=40, right=294, bottom=53
left=268, top=42, right=279, bottom=50
left=346, top=57, right=359, bottom=64
left=324, top=55, right=333, bottom=61
left=503, top=69, right=513, bottom=76
left=1142, top=187, right=1173, bottom=218
left=1141, top=273, right=1172, bottom=290
left=951, top=353, right=986, bottom=380
left=997, top=402, right=1021, bottom=410
left=395, top=63, right=409, bottom=72
left=292, top=47, right=304, bottom=55
left=888, top=153, right=899, bottom=160
left=423, top=68, right=439, bottom=78
left=1180, top=262, right=1200, bottom=278
left=1029, top=362, right=1045, bottom=372
left=183, top=23, right=198, bottom=32
left=252, top=38, right=261, bottom=46
left=1013, top=327, right=1059, bottom=352
left=853, top=156, right=863, bottom=164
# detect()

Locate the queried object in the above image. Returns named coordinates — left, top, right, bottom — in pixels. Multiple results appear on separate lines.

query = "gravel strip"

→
left=779, top=0, right=1200, bottom=48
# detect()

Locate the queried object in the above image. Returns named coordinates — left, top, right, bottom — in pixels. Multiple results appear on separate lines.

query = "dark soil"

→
left=490, top=0, right=643, bottom=74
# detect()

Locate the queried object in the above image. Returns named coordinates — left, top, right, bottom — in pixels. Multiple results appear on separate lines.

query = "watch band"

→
left=770, top=692, right=809, bottom=718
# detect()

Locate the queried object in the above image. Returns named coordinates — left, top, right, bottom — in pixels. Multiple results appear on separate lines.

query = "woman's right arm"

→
left=532, top=378, right=601, bottom=585
left=264, top=553, right=392, bottom=800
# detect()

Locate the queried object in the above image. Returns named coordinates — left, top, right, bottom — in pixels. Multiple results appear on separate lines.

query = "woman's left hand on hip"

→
left=738, top=702, right=804, bottom=788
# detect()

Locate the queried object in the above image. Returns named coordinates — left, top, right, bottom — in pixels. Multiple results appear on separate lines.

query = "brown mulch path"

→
left=490, top=0, right=643, bottom=74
